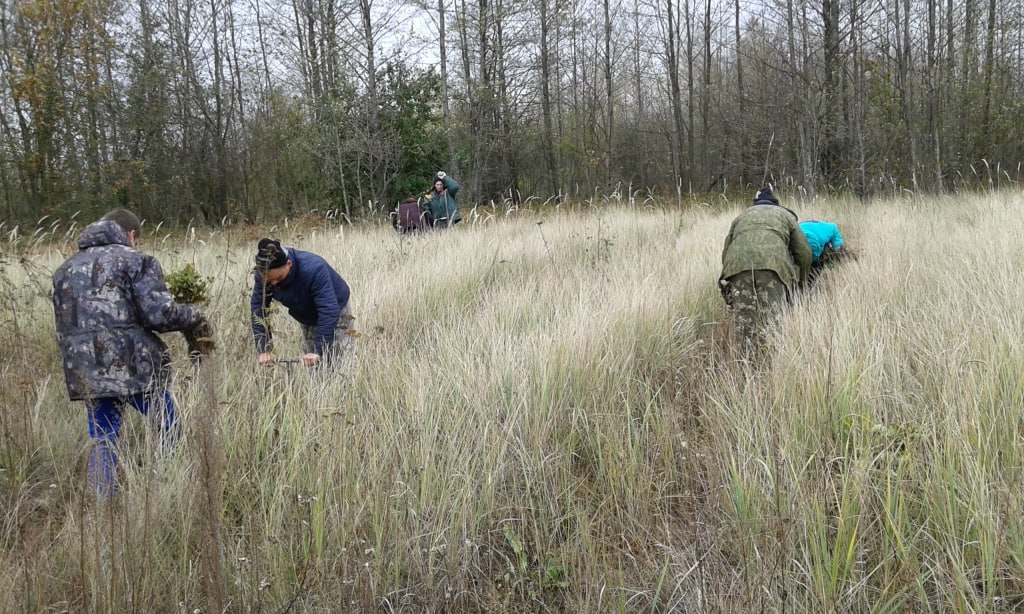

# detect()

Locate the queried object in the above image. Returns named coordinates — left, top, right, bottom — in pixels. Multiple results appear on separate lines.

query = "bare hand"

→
left=258, top=352, right=275, bottom=367
left=302, top=353, right=320, bottom=367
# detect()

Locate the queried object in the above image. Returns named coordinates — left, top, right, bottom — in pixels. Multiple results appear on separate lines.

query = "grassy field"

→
left=2, top=191, right=1024, bottom=612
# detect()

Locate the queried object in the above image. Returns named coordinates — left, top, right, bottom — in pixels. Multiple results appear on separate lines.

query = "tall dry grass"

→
left=1, top=191, right=1023, bottom=612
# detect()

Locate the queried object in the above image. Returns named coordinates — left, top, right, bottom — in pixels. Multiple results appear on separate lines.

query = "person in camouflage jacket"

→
left=719, top=187, right=812, bottom=349
left=52, top=209, right=211, bottom=496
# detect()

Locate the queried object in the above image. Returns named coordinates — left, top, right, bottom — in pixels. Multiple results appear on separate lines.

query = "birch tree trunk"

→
left=539, top=0, right=560, bottom=197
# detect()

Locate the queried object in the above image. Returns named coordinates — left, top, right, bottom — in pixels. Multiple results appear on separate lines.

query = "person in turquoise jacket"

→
left=800, top=220, right=845, bottom=290
left=799, top=220, right=844, bottom=263
left=422, top=171, right=462, bottom=228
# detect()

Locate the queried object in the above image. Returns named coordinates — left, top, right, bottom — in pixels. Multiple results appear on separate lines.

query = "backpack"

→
left=392, top=199, right=431, bottom=233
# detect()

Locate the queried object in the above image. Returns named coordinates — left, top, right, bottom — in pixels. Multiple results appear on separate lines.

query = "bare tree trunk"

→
left=0, top=109, right=15, bottom=218
left=0, top=3, right=37, bottom=215
left=959, top=0, right=975, bottom=167
left=101, top=13, right=121, bottom=164
left=683, top=0, right=695, bottom=186
left=633, top=3, right=644, bottom=120
left=568, top=0, right=582, bottom=192
left=785, top=0, right=814, bottom=195
left=784, top=0, right=798, bottom=186
left=336, top=130, right=350, bottom=219
left=602, top=0, right=613, bottom=187
left=926, top=0, right=944, bottom=191
left=945, top=0, right=958, bottom=181
left=981, top=0, right=997, bottom=158
left=454, top=0, right=480, bottom=197
left=495, top=0, right=519, bottom=201
left=734, top=0, right=745, bottom=188
left=700, top=0, right=710, bottom=184
left=539, top=0, right=560, bottom=197
left=168, top=0, right=198, bottom=217
left=946, top=0, right=955, bottom=77
left=322, top=0, right=339, bottom=95
left=210, top=0, right=229, bottom=219
left=250, top=0, right=273, bottom=94
left=226, top=0, right=252, bottom=219
left=437, top=0, right=456, bottom=171
left=358, top=0, right=381, bottom=202
left=457, top=0, right=472, bottom=94
left=360, top=0, right=378, bottom=115
left=475, top=0, right=490, bottom=199
left=292, top=0, right=323, bottom=104
left=81, top=10, right=105, bottom=196
left=820, top=0, right=840, bottom=183
left=553, top=0, right=566, bottom=191
left=665, top=0, right=685, bottom=183
left=895, top=0, right=919, bottom=189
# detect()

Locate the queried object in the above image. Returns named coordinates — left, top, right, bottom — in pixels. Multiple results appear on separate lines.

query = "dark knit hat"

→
left=753, top=187, right=779, bottom=206
left=255, top=238, right=288, bottom=270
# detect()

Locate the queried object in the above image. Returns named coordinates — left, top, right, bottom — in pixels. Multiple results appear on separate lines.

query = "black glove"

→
left=184, top=317, right=216, bottom=362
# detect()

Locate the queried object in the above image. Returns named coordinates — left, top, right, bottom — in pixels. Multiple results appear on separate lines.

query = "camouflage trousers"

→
left=300, top=303, right=356, bottom=363
left=721, top=270, right=790, bottom=347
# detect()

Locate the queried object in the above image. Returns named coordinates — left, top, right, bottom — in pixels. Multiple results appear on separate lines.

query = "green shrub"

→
left=166, top=263, right=213, bottom=304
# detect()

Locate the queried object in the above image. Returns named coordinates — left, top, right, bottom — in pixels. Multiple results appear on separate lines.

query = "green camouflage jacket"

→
left=720, top=204, right=813, bottom=293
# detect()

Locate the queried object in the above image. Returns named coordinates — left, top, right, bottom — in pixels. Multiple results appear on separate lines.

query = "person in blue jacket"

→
left=251, top=238, right=354, bottom=367
left=799, top=220, right=844, bottom=263
left=799, top=220, right=845, bottom=289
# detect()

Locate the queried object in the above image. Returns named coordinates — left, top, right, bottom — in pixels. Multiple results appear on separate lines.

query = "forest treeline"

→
left=1, top=0, right=1021, bottom=225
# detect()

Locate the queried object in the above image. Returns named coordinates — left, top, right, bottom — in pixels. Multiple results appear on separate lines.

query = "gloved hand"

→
left=184, top=317, right=216, bottom=362
left=436, top=171, right=446, bottom=180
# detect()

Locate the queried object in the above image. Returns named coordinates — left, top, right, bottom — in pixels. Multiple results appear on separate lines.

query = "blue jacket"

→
left=251, top=248, right=350, bottom=355
left=799, top=221, right=844, bottom=262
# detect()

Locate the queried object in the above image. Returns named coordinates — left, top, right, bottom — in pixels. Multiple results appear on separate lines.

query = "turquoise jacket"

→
left=800, top=221, right=844, bottom=262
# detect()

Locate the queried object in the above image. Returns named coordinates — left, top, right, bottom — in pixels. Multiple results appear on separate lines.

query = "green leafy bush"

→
left=166, top=263, right=213, bottom=304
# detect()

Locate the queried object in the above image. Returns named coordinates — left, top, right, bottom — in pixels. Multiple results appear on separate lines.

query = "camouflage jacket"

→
left=52, top=220, right=203, bottom=401
left=720, top=204, right=813, bottom=293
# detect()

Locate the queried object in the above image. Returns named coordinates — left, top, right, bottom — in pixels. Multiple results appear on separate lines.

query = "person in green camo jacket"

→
left=719, top=187, right=813, bottom=349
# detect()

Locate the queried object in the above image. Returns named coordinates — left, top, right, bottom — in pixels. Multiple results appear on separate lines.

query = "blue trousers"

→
left=86, top=390, right=178, bottom=497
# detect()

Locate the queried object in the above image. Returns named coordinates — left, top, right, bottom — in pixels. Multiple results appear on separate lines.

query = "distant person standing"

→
left=52, top=209, right=213, bottom=497
left=251, top=238, right=354, bottom=367
left=719, top=187, right=812, bottom=348
left=800, top=220, right=845, bottom=289
left=422, top=171, right=462, bottom=228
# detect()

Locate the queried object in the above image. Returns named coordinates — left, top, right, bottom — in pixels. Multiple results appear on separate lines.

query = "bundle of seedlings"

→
left=167, top=263, right=216, bottom=360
